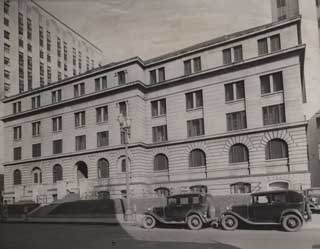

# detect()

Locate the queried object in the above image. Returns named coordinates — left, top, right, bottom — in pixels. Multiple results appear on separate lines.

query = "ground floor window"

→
left=190, top=185, right=208, bottom=194
left=98, top=191, right=110, bottom=200
left=230, top=182, right=251, bottom=194
left=154, top=187, right=170, bottom=197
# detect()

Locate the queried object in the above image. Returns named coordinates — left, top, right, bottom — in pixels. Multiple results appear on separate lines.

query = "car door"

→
left=268, top=193, right=287, bottom=221
left=165, top=196, right=191, bottom=221
left=252, top=194, right=274, bottom=222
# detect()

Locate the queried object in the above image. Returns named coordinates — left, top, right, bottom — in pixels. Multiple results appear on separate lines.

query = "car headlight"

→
left=147, top=207, right=152, bottom=211
left=226, top=206, right=231, bottom=211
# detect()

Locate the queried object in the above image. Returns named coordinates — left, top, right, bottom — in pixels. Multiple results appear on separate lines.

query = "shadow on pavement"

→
left=0, top=223, right=242, bottom=249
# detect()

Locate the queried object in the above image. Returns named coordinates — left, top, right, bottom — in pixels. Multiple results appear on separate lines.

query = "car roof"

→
left=251, top=190, right=300, bottom=196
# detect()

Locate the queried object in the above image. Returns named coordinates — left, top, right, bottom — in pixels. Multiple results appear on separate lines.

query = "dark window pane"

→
left=223, top=48, right=232, bottom=64
left=158, top=67, right=165, bottom=82
left=184, top=60, right=192, bottom=75
left=193, top=57, right=202, bottom=72
left=266, top=139, right=288, bottom=160
left=229, top=144, right=249, bottom=163
left=258, top=38, right=268, bottom=55
left=273, top=72, right=283, bottom=92
left=260, top=75, right=271, bottom=94
left=270, top=35, right=281, bottom=52
left=189, top=149, right=206, bottom=167
left=225, top=84, right=234, bottom=101
left=234, top=46, right=243, bottom=62
left=236, top=82, right=245, bottom=99
left=154, top=154, right=169, bottom=171
left=150, top=70, right=157, bottom=84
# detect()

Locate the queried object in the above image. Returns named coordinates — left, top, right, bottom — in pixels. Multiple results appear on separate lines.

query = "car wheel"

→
left=221, top=215, right=238, bottom=231
left=282, top=214, right=302, bottom=232
left=187, top=214, right=203, bottom=230
left=142, top=215, right=156, bottom=229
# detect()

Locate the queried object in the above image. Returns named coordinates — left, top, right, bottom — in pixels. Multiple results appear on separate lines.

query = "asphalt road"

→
left=0, top=223, right=320, bottom=249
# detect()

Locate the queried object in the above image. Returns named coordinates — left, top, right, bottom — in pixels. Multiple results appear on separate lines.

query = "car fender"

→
left=280, top=209, right=304, bottom=223
left=143, top=211, right=167, bottom=224
left=220, top=211, right=255, bottom=225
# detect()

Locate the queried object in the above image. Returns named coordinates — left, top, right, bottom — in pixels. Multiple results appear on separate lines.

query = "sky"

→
left=36, top=0, right=272, bottom=64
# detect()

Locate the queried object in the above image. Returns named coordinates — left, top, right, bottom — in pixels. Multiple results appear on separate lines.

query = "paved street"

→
left=0, top=223, right=320, bottom=249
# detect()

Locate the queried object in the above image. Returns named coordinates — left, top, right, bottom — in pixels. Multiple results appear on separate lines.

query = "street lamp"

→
left=117, top=114, right=132, bottom=221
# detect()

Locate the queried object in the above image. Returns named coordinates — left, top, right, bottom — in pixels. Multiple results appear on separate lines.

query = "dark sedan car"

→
left=220, top=190, right=311, bottom=232
left=142, top=193, right=218, bottom=230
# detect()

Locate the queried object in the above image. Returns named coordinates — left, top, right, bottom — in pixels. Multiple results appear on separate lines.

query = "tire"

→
left=142, top=215, right=156, bottom=229
left=282, top=214, right=302, bottom=232
left=187, top=214, right=203, bottom=230
left=221, top=215, right=239, bottom=231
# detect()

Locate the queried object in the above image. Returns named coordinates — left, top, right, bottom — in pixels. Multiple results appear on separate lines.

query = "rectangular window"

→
left=258, top=35, right=281, bottom=55
left=4, top=30, right=10, bottom=40
left=158, top=67, right=165, bottom=82
left=119, top=101, right=127, bottom=117
left=32, top=121, right=41, bottom=137
left=225, top=81, right=245, bottom=102
left=193, top=57, right=202, bottom=73
left=32, top=143, right=41, bottom=157
left=57, top=37, right=61, bottom=57
left=4, top=69, right=10, bottom=79
left=118, top=71, right=126, bottom=85
left=223, top=45, right=243, bottom=64
left=222, top=48, right=232, bottom=65
left=226, top=111, right=247, bottom=131
left=270, top=34, right=281, bottom=52
left=39, top=26, right=43, bottom=47
left=186, top=90, right=203, bottom=110
left=95, top=76, right=107, bottom=91
left=78, top=51, right=82, bottom=70
left=151, top=99, right=166, bottom=117
left=75, top=135, right=86, bottom=151
left=18, top=13, right=23, bottom=35
left=150, top=70, right=157, bottom=84
left=52, top=89, right=62, bottom=103
left=4, top=0, right=9, bottom=14
left=233, top=45, right=243, bottom=62
left=152, top=125, right=168, bottom=143
left=4, top=43, right=10, bottom=54
left=14, top=147, right=22, bottom=161
left=4, top=17, right=9, bottom=26
left=260, top=72, right=283, bottom=94
left=13, top=126, right=22, bottom=141
left=262, top=104, right=286, bottom=125
left=316, top=117, right=320, bottom=129
left=31, top=95, right=41, bottom=109
left=96, top=106, right=108, bottom=123
left=4, top=56, right=10, bottom=66
left=63, top=41, right=67, bottom=61
left=53, top=139, right=63, bottom=154
left=47, top=66, right=52, bottom=83
left=27, top=18, right=32, bottom=40
left=277, top=0, right=286, bottom=8
left=47, top=31, right=51, bottom=51
left=52, top=116, right=62, bottom=132
left=187, top=118, right=205, bottom=137
left=184, top=60, right=192, bottom=75
left=97, top=131, right=109, bottom=147
left=75, top=111, right=86, bottom=128
left=74, top=83, right=85, bottom=97
left=13, top=102, right=22, bottom=114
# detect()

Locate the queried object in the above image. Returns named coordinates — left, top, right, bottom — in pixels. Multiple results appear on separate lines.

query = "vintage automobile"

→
left=142, top=193, right=218, bottom=230
left=220, top=190, right=311, bottom=232
left=304, top=188, right=320, bottom=213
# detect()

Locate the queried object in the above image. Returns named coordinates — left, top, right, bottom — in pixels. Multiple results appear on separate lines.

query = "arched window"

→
left=154, top=187, right=170, bottom=197
left=13, top=169, right=21, bottom=185
left=269, top=181, right=289, bottom=190
left=118, top=156, right=131, bottom=173
left=32, top=167, right=42, bottom=184
left=53, top=164, right=63, bottom=183
left=190, top=185, right=208, bottom=194
left=189, top=149, right=206, bottom=167
left=229, top=144, right=249, bottom=163
left=230, top=182, right=251, bottom=194
left=154, top=154, right=169, bottom=171
left=98, top=158, right=109, bottom=178
left=265, top=139, right=288, bottom=160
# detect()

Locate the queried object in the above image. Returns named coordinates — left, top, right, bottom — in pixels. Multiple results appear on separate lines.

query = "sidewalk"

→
left=303, top=213, right=320, bottom=230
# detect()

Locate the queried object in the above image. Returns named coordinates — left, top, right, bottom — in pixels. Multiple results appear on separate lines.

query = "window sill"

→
left=52, top=130, right=62, bottom=134
left=151, top=114, right=166, bottom=119
left=187, top=134, right=205, bottom=139
left=97, top=121, right=108, bottom=125
left=186, top=107, right=203, bottom=112
left=97, top=145, right=109, bottom=148
left=263, top=122, right=286, bottom=127
left=189, top=165, right=207, bottom=169
left=32, top=135, right=41, bottom=138
left=265, top=158, right=288, bottom=162
left=75, top=125, right=86, bottom=129
left=225, top=98, right=244, bottom=104
left=229, top=162, right=249, bottom=166
left=153, top=169, right=169, bottom=173
left=13, top=139, right=22, bottom=142
left=152, top=140, right=168, bottom=144
left=261, top=91, right=283, bottom=97
left=227, top=128, right=247, bottom=133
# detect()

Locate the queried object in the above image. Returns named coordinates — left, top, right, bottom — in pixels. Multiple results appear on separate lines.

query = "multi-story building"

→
left=1, top=15, right=312, bottom=203
left=0, top=0, right=103, bottom=97
left=0, top=0, right=103, bottom=178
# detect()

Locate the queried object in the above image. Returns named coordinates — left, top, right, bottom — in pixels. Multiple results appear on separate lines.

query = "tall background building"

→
left=0, top=0, right=103, bottom=175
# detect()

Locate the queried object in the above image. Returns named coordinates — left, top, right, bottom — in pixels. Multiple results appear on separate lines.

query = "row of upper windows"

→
left=9, top=33, right=282, bottom=114
left=11, top=70, right=284, bottom=116
left=12, top=132, right=109, bottom=160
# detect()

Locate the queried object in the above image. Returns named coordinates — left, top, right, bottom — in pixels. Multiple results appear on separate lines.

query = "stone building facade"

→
left=1, top=17, right=312, bottom=203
